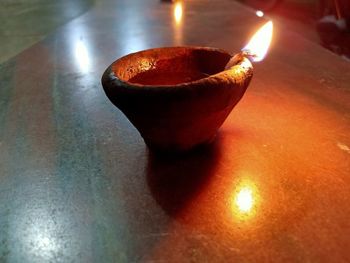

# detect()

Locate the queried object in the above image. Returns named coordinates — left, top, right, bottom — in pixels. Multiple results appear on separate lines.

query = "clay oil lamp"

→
left=101, top=21, right=273, bottom=152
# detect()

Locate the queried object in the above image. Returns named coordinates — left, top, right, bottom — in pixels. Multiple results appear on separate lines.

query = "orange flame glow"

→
left=243, top=21, right=273, bottom=62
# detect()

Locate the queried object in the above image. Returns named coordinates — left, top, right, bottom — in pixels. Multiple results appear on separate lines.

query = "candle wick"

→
left=225, top=50, right=255, bottom=70
left=241, top=49, right=257, bottom=60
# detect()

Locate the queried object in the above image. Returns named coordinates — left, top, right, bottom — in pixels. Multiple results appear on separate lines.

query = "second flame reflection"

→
left=174, top=2, right=183, bottom=25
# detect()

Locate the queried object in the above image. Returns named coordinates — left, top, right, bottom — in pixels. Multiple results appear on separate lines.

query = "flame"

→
left=243, top=21, right=273, bottom=62
left=174, top=2, right=183, bottom=25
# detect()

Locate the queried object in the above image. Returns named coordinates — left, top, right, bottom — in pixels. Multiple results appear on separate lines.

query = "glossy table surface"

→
left=1, top=0, right=350, bottom=262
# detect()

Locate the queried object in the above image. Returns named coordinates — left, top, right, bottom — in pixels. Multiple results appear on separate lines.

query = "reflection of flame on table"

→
left=231, top=179, right=259, bottom=219
left=235, top=186, right=254, bottom=213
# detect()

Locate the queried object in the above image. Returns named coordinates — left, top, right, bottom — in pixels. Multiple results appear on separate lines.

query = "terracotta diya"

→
left=101, top=22, right=273, bottom=152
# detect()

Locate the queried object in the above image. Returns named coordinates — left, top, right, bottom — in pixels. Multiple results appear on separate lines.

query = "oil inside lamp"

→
left=129, top=69, right=208, bottom=85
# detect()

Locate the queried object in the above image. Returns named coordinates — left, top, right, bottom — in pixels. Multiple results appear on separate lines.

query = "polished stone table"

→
left=1, top=0, right=350, bottom=262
